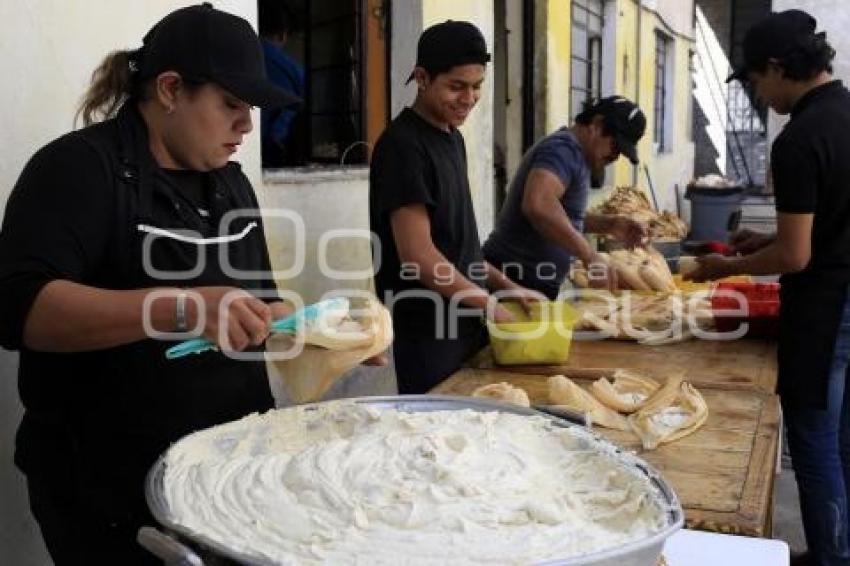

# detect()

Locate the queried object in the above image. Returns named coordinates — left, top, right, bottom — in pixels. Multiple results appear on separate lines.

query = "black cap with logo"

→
left=134, top=3, right=301, bottom=109
left=406, top=20, right=491, bottom=84
left=726, top=9, right=818, bottom=83
left=578, top=96, right=647, bottom=164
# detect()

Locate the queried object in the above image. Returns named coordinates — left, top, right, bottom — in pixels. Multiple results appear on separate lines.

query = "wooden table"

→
left=432, top=338, right=781, bottom=537
left=468, top=338, right=778, bottom=394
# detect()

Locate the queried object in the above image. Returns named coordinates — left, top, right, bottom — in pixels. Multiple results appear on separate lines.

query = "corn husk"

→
left=590, top=369, right=660, bottom=413
left=548, top=375, right=631, bottom=431
left=637, top=328, right=694, bottom=346
left=609, top=250, right=651, bottom=290
left=472, top=382, right=531, bottom=407
left=268, top=297, right=393, bottom=403
left=628, top=375, right=708, bottom=449
left=593, top=186, right=688, bottom=240
left=573, top=289, right=713, bottom=344
left=573, top=246, right=677, bottom=292
left=572, top=267, right=590, bottom=288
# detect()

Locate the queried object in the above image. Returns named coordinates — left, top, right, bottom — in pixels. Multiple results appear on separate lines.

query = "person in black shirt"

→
left=0, top=5, right=305, bottom=564
left=688, top=10, right=850, bottom=564
left=370, top=21, right=542, bottom=394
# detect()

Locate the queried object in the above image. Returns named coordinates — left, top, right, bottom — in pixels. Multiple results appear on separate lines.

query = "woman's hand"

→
left=268, top=300, right=294, bottom=321
left=191, top=287, right=274, bottom=351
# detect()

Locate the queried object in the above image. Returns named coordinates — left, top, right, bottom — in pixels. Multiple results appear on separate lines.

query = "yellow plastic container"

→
left=487, top=301, right=578, bottom=365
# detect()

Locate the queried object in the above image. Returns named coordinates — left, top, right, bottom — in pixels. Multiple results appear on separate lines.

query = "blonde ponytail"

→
left=75, top=50, right=136, bottom=127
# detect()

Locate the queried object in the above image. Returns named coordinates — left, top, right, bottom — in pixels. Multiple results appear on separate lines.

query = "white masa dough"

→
left=162, top=402, right=668, bottom=565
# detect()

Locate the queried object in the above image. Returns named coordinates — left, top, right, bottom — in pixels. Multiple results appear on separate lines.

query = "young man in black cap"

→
left=482, top=96, right=648, bottom=298
left=370, top=21, right=542, bottom=394
left=687, top=10, right=850, bottom=565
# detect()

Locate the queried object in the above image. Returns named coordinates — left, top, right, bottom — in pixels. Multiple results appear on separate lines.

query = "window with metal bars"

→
left=258, top=0, right=368, bottom=168
left=654, top=30, right=673, bottom=152
left=570, top=0, right=604, bottom=121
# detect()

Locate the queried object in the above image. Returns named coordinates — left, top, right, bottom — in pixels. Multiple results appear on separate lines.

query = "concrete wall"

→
left=260, top=169, right=373, bottom=304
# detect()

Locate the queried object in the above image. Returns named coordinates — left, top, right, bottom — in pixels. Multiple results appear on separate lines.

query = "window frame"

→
left=570, top=0, right=605, bottom=120
left=259, top=0, right=389, bottom=170
left=653, top=29, right=675, bottom=153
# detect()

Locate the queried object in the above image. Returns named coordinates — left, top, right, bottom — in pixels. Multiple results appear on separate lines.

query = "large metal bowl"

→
left=144, top=395, right=684, bottom=565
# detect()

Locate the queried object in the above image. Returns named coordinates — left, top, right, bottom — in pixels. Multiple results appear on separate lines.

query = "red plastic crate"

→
left=711, top=282, right=780, bottom=337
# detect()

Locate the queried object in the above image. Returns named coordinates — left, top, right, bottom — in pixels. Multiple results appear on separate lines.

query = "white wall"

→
left=385, top=0, right=497, bottom=239
left=261, top=169, right=373, bottom=304
left=649, top=0, right=695, bottom=40
left=0, top=2, right=259, bottom=564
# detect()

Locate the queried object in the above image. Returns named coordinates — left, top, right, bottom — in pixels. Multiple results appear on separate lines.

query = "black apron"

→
left=778, top=271, right=849, bottom=409
left=15, top=103, right=274, bottom=533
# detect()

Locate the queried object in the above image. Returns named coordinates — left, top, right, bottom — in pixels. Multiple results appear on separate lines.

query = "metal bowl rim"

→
left=145, top=394, right=685, bottom=565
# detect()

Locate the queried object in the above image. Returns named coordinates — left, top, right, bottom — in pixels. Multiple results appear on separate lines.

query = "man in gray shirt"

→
left=483, top=96, right=648, bottom=298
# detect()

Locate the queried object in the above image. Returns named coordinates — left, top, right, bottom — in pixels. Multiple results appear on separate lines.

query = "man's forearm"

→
left=583, top=212, right=614, bottom=235
left=404, top=247, right=490, bottom=309
left=484, top=261, right=513, bottom=291
left=725, top=241, right=806, bottom=276
left=527, top=209, right=596, bottom=263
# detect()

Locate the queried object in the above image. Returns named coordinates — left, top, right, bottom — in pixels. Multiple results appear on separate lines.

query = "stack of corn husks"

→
left=570, top=291, right=713, bottom=345
left=593, top=186, right=688, bottom=240
left=571, top=246, right=676, bottom=292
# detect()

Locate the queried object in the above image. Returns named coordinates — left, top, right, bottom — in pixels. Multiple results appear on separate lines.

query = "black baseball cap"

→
left=136, top=3, right=301, bottom=109
left=726, top=9, right=818, bottom=83
left=579, top=96, right=647, bottom=164
left=406, top=20, right=491, bottom=84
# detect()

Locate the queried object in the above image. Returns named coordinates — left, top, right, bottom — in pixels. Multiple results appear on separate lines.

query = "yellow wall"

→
left=546, top=0, right=572, bottom=133
left=612, top=0, right=641, bottom=189
left=604, top=0, right=694, bottom=214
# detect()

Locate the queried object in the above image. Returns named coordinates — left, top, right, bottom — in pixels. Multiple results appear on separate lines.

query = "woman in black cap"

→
left=0, top=5, right=302, bottom=563
left=688, top=10, right=850, bottom=565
